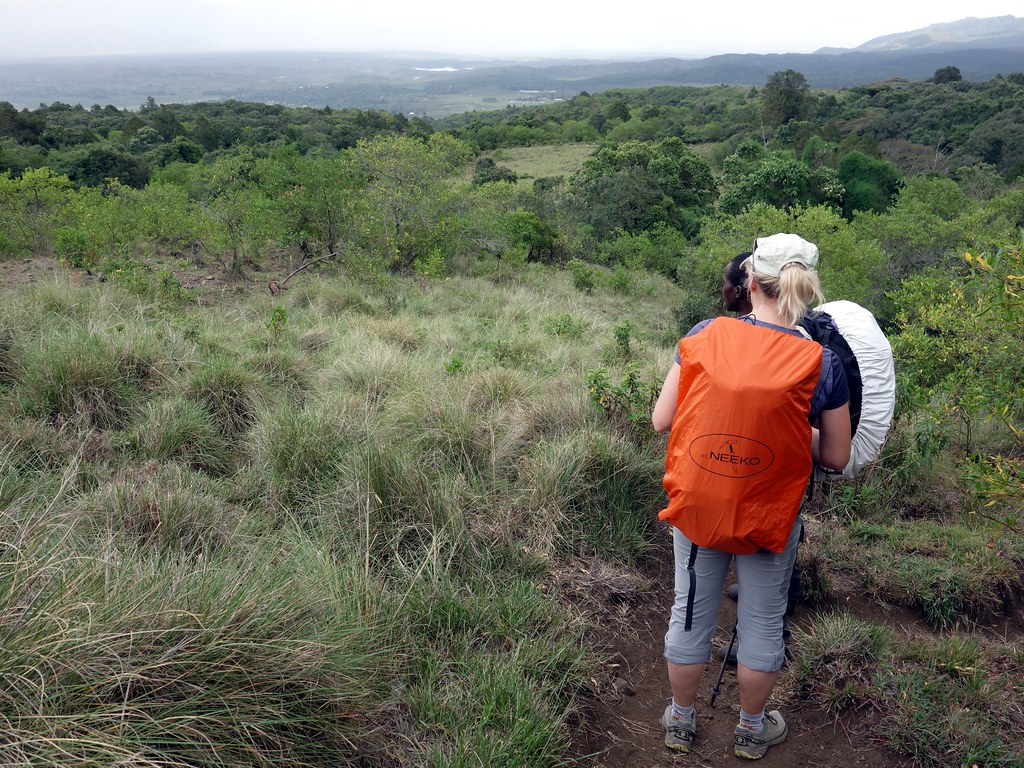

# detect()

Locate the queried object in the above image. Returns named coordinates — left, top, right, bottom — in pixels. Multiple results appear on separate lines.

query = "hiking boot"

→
left=734, top=709, right=788, bottom=759
left=661, top=704, right=696, bottom=753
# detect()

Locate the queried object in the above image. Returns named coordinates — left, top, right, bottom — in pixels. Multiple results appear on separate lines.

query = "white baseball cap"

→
left=751, top=233, right=819, bottom=277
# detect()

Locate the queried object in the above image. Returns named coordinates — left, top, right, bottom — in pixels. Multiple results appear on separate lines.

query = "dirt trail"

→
left=566, top=543, right=902, bottom=768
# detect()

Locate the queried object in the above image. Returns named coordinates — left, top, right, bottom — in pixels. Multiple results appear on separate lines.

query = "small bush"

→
left=567, top=259, right=596, bottom=294
left=586, top=363, right=660, bottom=438
left=543, top=312, right=585, bottom=339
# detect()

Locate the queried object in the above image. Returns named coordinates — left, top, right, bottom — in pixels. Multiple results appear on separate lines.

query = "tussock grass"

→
left=812, top=518, right=1023, bottom=628
left=400, top=566, right=590, bottom=768
left=0, top=527, right=396, bottom=766
left=74, top=462, right=247, bottom=555
left=786, top=612, right=891, bottom=714
left=360, top=438, right=473, bottom=558
left=5, top=261, right=1021, bottom=767
left=244, top=344, right=313, bottom=402
left=522, top=429, right=662, bottom=560
left=288, top=280, right=380, bottom=317
left=182, top=358, right=261, bottom=438
left=386, top=380, right=529, bottom=481
left=786, top=612, right=1024, bottom=766
left=249, top=397, right=359, bottom=509
left=20, top=330, right=141, bottom=429
left=133, top=397, right=234, bottom=475
left=4, top=416, right=78, bottom=476
left=0, top=319, right=22, bottom=386
left=326, top=338, right=408, bottom=406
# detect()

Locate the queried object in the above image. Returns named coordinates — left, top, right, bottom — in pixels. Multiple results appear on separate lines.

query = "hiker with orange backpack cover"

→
left=651, top=234, right=851, bottom=759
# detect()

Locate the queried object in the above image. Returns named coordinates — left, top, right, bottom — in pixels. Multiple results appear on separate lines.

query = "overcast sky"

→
left=3, top=1, right=1021, bottom=60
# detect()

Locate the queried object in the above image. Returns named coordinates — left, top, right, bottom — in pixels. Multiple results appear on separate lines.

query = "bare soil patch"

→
left=562, top=541, right=905, bottom=768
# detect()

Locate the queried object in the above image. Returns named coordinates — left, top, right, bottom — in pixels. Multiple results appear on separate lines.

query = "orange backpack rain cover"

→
left=658, top=318, right=822, bottom=554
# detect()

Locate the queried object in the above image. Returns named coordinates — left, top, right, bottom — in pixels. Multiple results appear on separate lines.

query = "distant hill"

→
left=847, top=14, right=1024, bottom=53
left=1, top=16, right=1022, bottom=116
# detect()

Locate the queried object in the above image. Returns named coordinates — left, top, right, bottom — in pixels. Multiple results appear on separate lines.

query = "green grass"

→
left=810, top=518, right=1023, bottom=628
left=2, top=261, right=1022, bottom=767
left=485, top=143, right=598, bottom=183
left=785, top=612, right=1024, bottom=766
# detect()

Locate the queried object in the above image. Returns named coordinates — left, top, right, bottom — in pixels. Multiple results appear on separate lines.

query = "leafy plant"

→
left=567, top=258, right=596, bottom=294
left=267, top=304, right=288, bottom=341
left=542, top=312, right=585, bottom=339
left=586, top=363, right=659, bottom=436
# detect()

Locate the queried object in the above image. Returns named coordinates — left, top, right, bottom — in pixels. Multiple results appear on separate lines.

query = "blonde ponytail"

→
left=748, top=264, right=824, bottom=325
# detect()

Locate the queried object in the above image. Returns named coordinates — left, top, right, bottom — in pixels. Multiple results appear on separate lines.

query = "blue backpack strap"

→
left=684, top=541, right=698, bottom=631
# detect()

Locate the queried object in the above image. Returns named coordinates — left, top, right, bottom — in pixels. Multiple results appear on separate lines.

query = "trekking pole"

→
left=709, top=624, right=737, bottom=706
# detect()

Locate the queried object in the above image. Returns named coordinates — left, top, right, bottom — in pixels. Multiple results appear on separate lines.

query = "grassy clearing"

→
left=486, top=143, right=598, bottom=183
left=2, top=260, right=1022, bottom=767
left=0, top=265, right=677, bottom=766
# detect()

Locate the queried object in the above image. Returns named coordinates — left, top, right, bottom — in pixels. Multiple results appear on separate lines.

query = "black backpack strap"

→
left=684, top=541, right=698, bottom=631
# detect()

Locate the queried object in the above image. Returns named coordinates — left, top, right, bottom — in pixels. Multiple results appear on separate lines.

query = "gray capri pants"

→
left=664, top=517, right=801, bottom=673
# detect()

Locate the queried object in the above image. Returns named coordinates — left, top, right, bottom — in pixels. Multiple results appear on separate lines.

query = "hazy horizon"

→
left=3, top=1, right=1022, bottom=62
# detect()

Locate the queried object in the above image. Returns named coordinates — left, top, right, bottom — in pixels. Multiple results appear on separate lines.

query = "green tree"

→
left=719, top=147, right=843, bottom=215
left=190, top=149, right=282, bottom=273
left=347, top=133, right=473, bottom=271
left=850, top=176, right=985, bottom=281
left=501, top=208, right=559, bottom=263
left=933, top=66, right=963, bottom=84
left=147, top=136, right=204, bottom=167
left=0, top=167, right=74, bottom=254
left=472, top=157, right=518, bottom=186
left=57, top=146, right=151, bottom=189
left=0, top=137, right=46, bottom=176
left=260, top=146, right=362, bottom=260
left=838, top=151, right=903, bottom=218
left=761, top=70, right=809, bottom=126
left=571, top=138, right=716, bottom=237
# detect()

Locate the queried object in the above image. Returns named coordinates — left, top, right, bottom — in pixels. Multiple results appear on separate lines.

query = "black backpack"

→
left=798, top=310, right=863, bottom=438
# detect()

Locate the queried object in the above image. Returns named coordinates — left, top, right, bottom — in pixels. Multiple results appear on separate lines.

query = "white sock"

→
left=738, top=708, right=764, bottom=732
left=671, top=700, right=695, bottom=720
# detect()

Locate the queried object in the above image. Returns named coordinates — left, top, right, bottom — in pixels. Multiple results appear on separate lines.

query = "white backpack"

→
left=799, top=300, right=896, bottom=480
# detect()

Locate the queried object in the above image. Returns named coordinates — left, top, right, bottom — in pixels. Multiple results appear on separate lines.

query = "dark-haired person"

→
left=651, top=234, right=850, bottom=760
left=722, top=251, right=753, bottom=315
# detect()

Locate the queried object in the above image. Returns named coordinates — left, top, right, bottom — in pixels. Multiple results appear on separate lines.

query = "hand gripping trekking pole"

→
left=709, top=624, right=737, bottom=706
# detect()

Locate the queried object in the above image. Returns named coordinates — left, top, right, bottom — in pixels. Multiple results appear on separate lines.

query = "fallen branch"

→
left=280, top=253, right=333, bottom=289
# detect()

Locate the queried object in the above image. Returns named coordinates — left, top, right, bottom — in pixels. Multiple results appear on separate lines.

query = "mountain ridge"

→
left=1, top=16, right=1021, bottom=116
